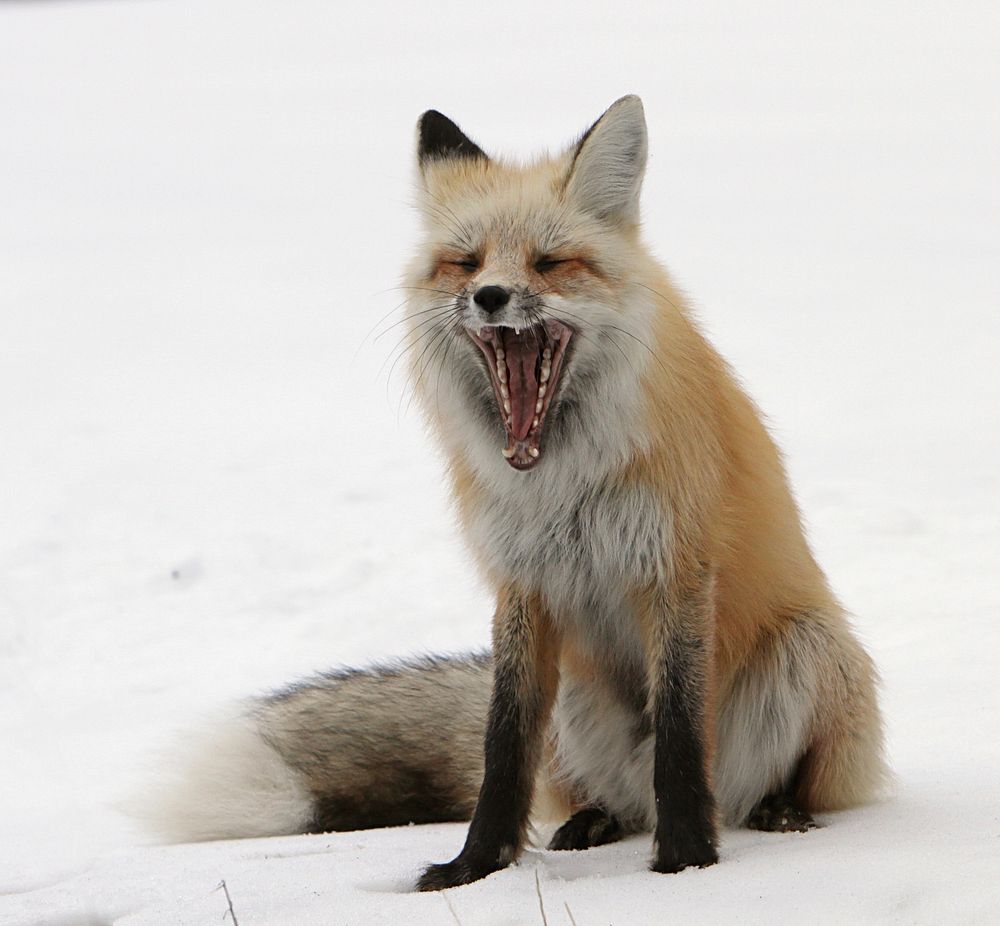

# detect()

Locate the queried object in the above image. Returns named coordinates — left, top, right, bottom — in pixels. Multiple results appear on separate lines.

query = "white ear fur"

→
left=565, top=95, right=648, bottom=225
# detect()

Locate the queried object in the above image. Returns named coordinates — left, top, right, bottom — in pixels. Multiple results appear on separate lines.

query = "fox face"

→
left=404, top=97, right=658, bottom=476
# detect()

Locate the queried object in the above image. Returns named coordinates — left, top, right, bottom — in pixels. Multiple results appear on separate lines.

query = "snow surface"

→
left=2, top=1, right=998, bottom=923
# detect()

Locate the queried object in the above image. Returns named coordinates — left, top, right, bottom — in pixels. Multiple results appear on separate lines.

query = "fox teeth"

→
left=501, top=446, right=515, bottom=459
left=538, top=384, right=547, bottom=399
left=497, top=362, right=507, bottom=384
left=529, top=447, right=540, bottom=458
left=542, top=347, right=552, bottom=360
left=495, top=347, right=505, bottom=360
left=500, top=384, right=509, bottom=399
left=503, top=398, right=511, bottom=414
left=540, top=362, right=550, bottom=384
left=535, top=399, right=543, bottom=413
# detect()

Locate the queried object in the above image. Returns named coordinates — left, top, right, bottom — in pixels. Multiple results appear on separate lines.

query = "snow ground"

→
left=1, top=1, right=998, bottom=923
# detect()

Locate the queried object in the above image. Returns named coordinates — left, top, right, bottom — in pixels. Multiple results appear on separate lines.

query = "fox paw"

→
left=651, top=833, right=719, bottom=874
left=416, top=856, right=500, bottom=891
left=549, top=808, right=624, bottom=851
left=746, top=794, right=818, bottom=833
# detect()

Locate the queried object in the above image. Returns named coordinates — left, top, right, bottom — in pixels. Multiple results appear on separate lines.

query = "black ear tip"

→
left=418, top=109, right=449, bottom=132
left=418, top=110, right=487, bottom=164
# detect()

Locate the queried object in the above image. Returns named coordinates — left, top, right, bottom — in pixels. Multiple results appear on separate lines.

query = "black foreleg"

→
left=640, top=576, right=719, bottom=874
left=417, top=591, right=558, bottom=890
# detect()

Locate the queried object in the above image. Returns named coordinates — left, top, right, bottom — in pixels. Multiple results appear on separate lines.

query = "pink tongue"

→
left=504, top=336, right=539, bottom=441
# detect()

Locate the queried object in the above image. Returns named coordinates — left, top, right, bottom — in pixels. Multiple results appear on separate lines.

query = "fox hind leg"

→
left=715, top=609, right=887, bottom=828
left=794, top=618, right=887, bottom=814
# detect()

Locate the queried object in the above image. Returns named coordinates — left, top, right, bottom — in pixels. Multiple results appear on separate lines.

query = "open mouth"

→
left=468, top=319, right=573, bottom=470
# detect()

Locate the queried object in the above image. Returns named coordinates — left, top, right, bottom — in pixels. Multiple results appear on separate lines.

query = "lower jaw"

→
left=468, top=320, right=572, bottom=471
left=501, top=436, right=542, bottom=470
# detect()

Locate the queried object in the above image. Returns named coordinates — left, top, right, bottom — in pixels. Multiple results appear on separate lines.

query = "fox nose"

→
left=473, top=285, right=510, bottom=314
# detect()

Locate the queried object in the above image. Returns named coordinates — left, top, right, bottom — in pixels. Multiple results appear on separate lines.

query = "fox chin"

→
left=138, top=96, right=887, bottom=892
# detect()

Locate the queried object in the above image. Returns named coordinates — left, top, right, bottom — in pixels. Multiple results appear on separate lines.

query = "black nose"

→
left=473, top=285, right=510, bottom=314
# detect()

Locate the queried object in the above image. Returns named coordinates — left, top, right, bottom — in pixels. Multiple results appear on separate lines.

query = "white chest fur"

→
left=465, top=469, right=672, bottom=633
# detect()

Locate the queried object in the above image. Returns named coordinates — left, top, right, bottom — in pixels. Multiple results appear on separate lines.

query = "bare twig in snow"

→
left=564, top=900, right=579, bottom=926
left=442, top=891, right=464, bottom=926
left=535, top=869, right=549, bottom=926
left=216, top=879, right=240, bottom=926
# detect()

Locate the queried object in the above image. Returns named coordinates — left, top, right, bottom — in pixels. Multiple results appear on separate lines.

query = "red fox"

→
left=143, top=96, right=886, bottom=889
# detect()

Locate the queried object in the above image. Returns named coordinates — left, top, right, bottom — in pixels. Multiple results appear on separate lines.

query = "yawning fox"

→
left=143, top=96, right=886, bottom=891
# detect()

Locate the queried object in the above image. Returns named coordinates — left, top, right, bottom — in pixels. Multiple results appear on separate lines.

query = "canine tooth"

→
left=535, top=399, right=543, bottom=413
left=529, top=447, right=540, bottom=458
left=500, top=384, right=509, bottom=399
left=502, top=446, right=515, bottom=458
left=538, top=384, right=547, bottom=398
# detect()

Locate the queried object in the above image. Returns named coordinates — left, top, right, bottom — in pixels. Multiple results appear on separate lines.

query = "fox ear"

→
left=565, top=95, right=648, bottom=225
left=417, top=110, right=488, bottom=167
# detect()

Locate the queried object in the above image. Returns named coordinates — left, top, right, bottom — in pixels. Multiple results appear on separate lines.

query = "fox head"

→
left=403, top=96, right=661, bottom=478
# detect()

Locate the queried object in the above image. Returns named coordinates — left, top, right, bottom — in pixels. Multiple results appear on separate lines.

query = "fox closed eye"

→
left=534, top=257, right=567, bottom=273
left=434, top=256, right=480, bottom=278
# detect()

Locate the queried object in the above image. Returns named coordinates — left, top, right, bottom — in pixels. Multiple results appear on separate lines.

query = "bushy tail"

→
left=137, top=653, right=493, bottom=843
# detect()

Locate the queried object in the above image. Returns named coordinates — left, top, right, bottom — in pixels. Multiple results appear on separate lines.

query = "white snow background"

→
left=2, top=1, right=998, bottom=923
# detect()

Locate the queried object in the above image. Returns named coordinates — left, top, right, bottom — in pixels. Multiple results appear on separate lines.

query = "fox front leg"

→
left=641, top=573, right=720, bottom=873
left=417, top=591, right=559, bottom=891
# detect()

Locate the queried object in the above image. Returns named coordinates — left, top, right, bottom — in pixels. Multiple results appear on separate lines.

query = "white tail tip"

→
left=127, top=709, right=314, bottom=843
